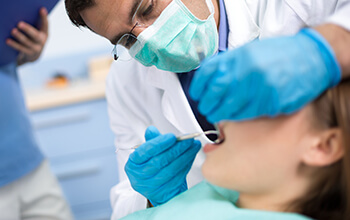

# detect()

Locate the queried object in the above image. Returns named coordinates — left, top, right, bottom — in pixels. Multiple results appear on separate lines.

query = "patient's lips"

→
left=203, top=143, right=220, bottom=153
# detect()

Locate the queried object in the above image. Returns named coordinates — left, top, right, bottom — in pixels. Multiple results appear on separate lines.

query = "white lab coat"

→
left=106, top=0, right=349, bottom=219
left=327, top=2, right=350, bottom=31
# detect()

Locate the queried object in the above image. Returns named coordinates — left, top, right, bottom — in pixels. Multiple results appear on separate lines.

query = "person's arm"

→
left=106, top=62, right=151, bottom=219
left=6, top=8, right=48, bottom=66
left=315, top=24, right=350, bottom=79
left=189, top=3, right=350, bottom=123
left=106, top=60, right=201, bottom=218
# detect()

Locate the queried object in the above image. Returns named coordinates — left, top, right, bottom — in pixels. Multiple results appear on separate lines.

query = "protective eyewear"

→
left=112, top=0, right=211, bottom=61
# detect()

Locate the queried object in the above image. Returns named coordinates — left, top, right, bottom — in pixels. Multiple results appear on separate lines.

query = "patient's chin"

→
left=202, top=159, right=221, bottom=185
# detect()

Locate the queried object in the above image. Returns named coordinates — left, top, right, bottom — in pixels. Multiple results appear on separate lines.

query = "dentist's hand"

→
left=125, top=126, right=201, bottom=206
left=6, top=8, right=48, bottom=66
left=190, top=28, right=341, bottom=123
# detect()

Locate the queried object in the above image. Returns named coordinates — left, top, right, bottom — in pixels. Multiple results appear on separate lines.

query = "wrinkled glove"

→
left=190, top=28, right=341, bottom=123
left=125, top=126, right=201, bottom=206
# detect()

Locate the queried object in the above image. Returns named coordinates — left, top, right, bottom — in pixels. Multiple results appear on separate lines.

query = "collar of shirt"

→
left=218, top=0, right=229, bottom=52
left=176, top=0, right=229, bottom=140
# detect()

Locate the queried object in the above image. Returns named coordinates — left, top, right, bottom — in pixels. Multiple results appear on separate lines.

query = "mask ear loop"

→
left=205, top=0, right=215, bottom=14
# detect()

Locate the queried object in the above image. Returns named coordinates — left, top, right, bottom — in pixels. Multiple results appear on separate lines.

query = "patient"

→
left=121, top=79, right=350, bottom=220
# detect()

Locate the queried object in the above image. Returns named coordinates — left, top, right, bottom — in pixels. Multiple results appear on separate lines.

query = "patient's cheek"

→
left=201, top=149, right=233, bottom=187
left=201, top=113, right=311, bottom=190
left=202, top=159, right=217, bottom=184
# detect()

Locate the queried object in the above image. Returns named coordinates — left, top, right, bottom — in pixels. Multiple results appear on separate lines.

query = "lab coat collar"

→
left=145, top=67, right=203, bottom=135
left=223, top=0, right=260, bottom=49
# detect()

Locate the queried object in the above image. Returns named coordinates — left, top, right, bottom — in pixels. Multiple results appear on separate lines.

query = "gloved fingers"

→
left=150, top=141, right=200, bottom=183
left=197, top=71, right=237, bottom=116
left=151, top=156, right=196, bottom=202
left=148, top=175, right=188, bottom=206
left=146, top=139, right=196, bottom=171
left=229, top=87, right=279, bottom=120
left=204, top=68, right=272, bottom=122
left=126, top=142, right=200, bottom=206
left=145, top=125, right=162, bottom=141
left=126, top=139, right=198, bottom=179
left=228, top=101, right=263, bottom=121
left=189, top=56, right=221, bottom=101
left=148, top=155, right=197, bottom=205
left=153, top=139, right=200, bottom=172
left=126, top=144, right=196, bottom=202
left=129, top=133, right=177, bottom=164
left=178, top=140, right=200, bottom=175
left=127, top=159, right=191, bottom=205
left=204, top=81, right=249, bottom=123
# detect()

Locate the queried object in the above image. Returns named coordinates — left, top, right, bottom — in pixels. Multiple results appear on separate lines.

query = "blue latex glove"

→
left=190, top=28, right=341, bottom=123
left=125, top=126, right=201, bottom=206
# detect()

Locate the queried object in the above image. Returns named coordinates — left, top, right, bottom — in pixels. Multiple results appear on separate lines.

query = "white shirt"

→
left=106, top=0, right=348, bottom=219
left=327, top=1, right=350, bottom=31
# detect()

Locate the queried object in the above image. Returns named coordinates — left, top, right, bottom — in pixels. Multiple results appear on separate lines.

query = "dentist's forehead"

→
left=80, top=0, right=211, bottom=45
left=80, top=0, right=142, bottom=44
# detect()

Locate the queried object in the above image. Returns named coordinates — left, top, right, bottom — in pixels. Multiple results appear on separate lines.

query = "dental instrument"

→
left=194, top=40, right=225, bottom=145
left=116, top=130, right=220, bottom=153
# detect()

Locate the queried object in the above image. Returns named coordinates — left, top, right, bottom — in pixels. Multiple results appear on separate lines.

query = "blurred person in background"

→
left=0, top=8, right=73, bottom=220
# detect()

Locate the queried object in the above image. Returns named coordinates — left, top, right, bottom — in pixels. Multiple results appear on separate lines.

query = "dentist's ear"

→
left=302, top=129, right=344, bottom=167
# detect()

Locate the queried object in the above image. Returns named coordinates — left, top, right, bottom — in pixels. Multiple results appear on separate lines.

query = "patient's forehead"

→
left=222, top=106, right=314, bottom=139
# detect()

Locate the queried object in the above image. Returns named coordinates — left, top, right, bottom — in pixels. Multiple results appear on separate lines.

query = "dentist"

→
left=64, top=0, right=350, bottom=218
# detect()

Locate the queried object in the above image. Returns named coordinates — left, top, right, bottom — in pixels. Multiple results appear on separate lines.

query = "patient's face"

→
left=202, top=107, right=315, bottom=195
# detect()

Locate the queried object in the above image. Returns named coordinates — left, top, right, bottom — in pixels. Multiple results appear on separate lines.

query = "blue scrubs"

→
left=177, top=0, right=229, bottom=141
left=0, top=62, right=44, bottom=187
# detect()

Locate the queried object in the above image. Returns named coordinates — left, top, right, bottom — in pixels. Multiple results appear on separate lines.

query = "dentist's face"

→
left=80, top=0, right=212, bottom=45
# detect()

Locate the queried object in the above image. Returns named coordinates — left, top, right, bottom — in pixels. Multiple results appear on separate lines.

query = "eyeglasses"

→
left=112, top=22, right=140, bottom=61
left=112, top=0, right=164, bottom=61
left=111, top=0, right=212, bottom=61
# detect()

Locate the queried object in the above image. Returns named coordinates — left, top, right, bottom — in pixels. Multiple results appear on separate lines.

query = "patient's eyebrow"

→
left=110, top=0, right=142, bottom=45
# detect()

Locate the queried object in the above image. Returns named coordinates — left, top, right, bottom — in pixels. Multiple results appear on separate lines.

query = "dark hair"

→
left=65, top=0, right=95, bottom=27
left=292, top=79, right=350, bottom=220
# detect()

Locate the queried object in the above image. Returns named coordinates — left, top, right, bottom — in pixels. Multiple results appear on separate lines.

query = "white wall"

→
left=41, top=0, right=111, bottom=60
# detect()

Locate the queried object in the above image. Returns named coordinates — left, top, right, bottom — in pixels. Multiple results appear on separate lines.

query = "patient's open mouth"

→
left=214, top=124, right=225, bottom=145
left=203, top=124, right=225, bottom=153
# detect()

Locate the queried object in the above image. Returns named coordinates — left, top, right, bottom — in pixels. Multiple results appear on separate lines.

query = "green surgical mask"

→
left=129, top=0, right=219, bottom=73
